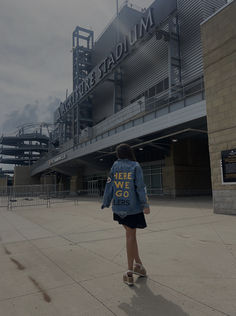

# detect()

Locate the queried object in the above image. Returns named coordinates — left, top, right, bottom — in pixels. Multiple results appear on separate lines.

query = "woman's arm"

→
left=101, top=170, right=114, bottom=209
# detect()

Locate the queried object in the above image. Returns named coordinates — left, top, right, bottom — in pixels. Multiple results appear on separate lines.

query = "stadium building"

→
left=30, top=0, right=230, bottom=201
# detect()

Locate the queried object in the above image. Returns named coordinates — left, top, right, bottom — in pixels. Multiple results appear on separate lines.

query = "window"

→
left=149, top=86, right=155, bottom=97
left=164, top=78, right=169, bottom=90
left=156, top=81, right=163, bottom=94
left=130, top=78, right=169, bottom=104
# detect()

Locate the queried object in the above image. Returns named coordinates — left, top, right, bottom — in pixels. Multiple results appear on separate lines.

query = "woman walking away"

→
left=101, top=143, right=150, bottom=286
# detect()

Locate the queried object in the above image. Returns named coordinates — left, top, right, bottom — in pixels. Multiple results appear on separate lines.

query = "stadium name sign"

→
left=49, top=153, right=67, bottom=166
left=97, top=9, right=154, bottom=81
left=79, top=9, right=154, bottom=95
left=59, top=8, right=155, bottom=116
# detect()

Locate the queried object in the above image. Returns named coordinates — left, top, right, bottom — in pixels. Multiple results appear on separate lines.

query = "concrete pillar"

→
left=40, top=174, right=57, bottom=193
left=70, top=176, right=77, bottom=194
left=162, top=139, right=212, bottom=197
left=173, top=139, right=211, bottom=196
left=162, top=148, right=176, bottom=197
left=0, top=176, right=8, bottom=188
left=58, top=179, right=64, bottom=191
left=41, top=174, right=56, bottom=186
left=70, top=174, right=83, bottom=194
left=201, top=1, right=236, bottom=214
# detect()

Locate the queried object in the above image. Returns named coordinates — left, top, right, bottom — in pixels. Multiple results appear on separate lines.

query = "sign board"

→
left=55, top=0, right=177, bottom=120
left=221, top=149, right=236, bottom=184
left=49, top=154, right=67, bottom=166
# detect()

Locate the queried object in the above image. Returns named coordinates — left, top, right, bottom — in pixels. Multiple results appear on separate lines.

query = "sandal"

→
left=123, top=270, right=134, bottom=286
left=133, top=263, right=147, bottom=277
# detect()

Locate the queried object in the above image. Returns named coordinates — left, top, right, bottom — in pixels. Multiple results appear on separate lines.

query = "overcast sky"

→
left=0, top=0, right=153, bottom=136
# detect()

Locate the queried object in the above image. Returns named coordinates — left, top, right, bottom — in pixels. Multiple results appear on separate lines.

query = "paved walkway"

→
left=0, top=197, right=236, bottom=316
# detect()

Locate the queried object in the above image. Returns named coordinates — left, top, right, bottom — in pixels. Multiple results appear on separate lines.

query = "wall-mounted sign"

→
left=55, top=0, right=177, bottom=120
left=221, top=149, right=236, bottom=184
left=49, top=154, right=67, bottom=166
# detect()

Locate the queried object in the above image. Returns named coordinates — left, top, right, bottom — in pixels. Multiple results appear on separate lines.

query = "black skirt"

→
left=113, top=212, right=147, bottom=229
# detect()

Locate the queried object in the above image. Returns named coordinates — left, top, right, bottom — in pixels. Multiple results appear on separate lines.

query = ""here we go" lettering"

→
left=114, top=172, right=132, bottom=198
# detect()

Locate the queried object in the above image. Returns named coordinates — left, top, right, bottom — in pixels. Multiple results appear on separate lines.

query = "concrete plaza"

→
left=0, top=197, right=236, bottom=316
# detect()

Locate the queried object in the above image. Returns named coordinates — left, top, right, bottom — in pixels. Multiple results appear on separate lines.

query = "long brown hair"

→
left=115, top=143, right=136, bottom=161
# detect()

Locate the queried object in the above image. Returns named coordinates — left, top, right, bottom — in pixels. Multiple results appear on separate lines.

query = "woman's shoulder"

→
left=112, top=159, right=140, bottom=168
left=116, top=159, right=138, bottom=164
left=112, top=160, right=119, bottom=168
left=133, top=161, right=140, bottom=167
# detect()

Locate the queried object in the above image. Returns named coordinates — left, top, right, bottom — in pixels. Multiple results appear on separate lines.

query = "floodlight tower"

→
left=72, top=26, right=94, bottom=90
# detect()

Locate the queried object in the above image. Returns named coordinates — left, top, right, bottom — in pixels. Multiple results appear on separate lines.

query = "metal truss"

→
left=72, top=26, right=94, bottom=90
left=113, top=68, right=123, bottom=113
left=168, top=13, right=182, bottom=97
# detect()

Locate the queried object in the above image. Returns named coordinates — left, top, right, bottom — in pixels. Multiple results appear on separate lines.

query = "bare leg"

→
left=133, top=235, right=142, bottom=265
left=123, top=225, right=142, bottom=271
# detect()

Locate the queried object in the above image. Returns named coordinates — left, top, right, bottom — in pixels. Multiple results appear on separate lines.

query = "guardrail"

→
left=31, top=75, right=205, bottom=175
left=0, top=188, right=100, bottom=210
left=6, top=191, right=76, bottom=210
left=0, top=184, right=58, bottom=196
left=7, top=192, right=50, bottom=209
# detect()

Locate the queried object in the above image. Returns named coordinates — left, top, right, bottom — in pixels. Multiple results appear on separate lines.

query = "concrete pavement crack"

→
left=209, top=223, right=236, bottom=268
left=0, top=211, right=118, bottom=316
left=1, top=204, right=234, bottom=316
left=0, top=282, right=75, bottom=303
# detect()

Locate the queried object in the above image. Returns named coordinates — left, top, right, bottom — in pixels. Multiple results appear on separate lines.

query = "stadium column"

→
left=70, top=173, right=83, bottom=195
left=162, top=146, right=176, bottom=197
left=0, top=176, right=8, bottom=188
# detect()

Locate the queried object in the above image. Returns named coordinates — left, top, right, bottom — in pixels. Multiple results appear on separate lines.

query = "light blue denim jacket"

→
left=101, top=159, right=149, bottom=217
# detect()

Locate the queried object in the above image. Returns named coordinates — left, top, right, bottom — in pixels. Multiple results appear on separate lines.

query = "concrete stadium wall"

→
left=201, top=1, right=236, bottom=214
left=14, top=166, right=40, bottom=186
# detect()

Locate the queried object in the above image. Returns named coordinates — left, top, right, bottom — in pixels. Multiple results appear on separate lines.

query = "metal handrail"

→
left=31, top=76, right=205, bottom=172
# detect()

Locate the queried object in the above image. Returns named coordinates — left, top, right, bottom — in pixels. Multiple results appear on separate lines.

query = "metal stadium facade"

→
left=30, top=0, right=227, bottom=197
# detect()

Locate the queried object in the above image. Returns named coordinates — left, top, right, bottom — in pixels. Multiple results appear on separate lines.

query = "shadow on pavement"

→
left=118, top=277, right=189, bottom=316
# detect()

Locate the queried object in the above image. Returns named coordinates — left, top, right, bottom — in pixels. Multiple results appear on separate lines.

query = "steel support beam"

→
left=168, top=13, right=182, bottom=97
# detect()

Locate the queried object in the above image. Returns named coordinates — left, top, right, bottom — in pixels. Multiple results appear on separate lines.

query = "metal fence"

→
left=7, top=192, right=50, bottom=210
left=77, top=189, right=100, bottom=197
left=0, top=186, right=100, bottom=210
left=0, top=184, right=58, bottom=196
left=5, top=191, right=77, bottom=210
left=0, top=195, right=9, bottom=208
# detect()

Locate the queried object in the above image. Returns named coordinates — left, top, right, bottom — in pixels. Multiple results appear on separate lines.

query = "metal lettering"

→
left=103, top=57, right=109, bottom=73
left=59, top=5, right=159, bottom=113
left=124, top=37, right=128, bottom=53
left=129, top=24, right=138, bottom=46
left=90, top=71, right=96, bottom=86
left=107, top=52, right=115, bottom=70
left=85, top=78, right=90, bottom=92
left=116, top=42, right=124, bottom=61
left=75, top=90, right=79, bottom=102
left=79, top=81, right=85, bottom=96
left=98, top=62, right=104, bottom=78
left=139, top=8, right=154, bottom=37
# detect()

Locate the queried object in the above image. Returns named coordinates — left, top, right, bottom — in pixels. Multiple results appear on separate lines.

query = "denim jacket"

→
left=101, top=159, right=149, bottom=217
